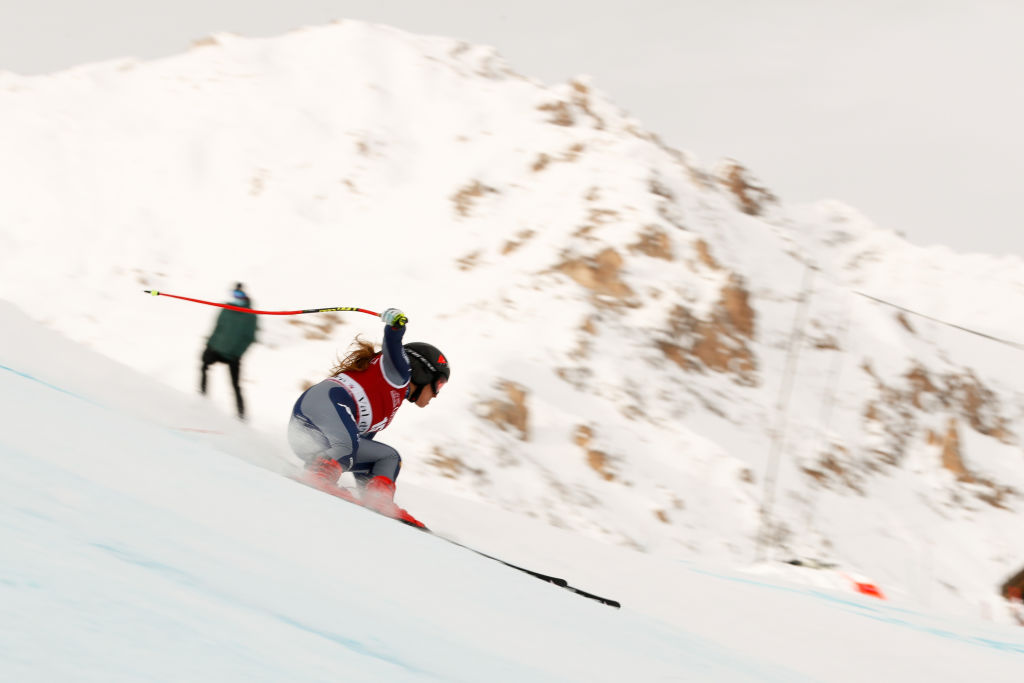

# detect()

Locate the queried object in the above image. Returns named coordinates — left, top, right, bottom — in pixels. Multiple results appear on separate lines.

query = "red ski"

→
left=288, top=471, right=427, bottom=529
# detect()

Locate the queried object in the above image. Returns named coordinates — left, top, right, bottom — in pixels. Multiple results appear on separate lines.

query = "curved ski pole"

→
left=143, top=290, right=379, bottom=317
left=285, top=471, right=619, bottom=608
left=423, top=530, right=621, bottom=608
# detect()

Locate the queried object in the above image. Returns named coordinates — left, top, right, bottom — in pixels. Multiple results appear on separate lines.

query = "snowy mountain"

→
left=2, top=18, right=1023, bottom=628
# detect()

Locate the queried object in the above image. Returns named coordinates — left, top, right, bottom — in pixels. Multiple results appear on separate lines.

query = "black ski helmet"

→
left=404, top=342, right=450, bottom=401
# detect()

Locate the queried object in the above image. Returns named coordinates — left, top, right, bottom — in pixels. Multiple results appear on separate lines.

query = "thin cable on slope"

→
left=853, top=291, right=1024, bottom=351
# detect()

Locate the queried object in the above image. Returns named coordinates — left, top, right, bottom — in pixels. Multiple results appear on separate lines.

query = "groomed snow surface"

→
left=3, top=303, right=1023, bottom=681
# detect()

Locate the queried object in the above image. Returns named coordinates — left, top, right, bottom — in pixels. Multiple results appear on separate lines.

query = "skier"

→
left=286, top=307, right=449, bottom=528
left=200, top=283, right=258, bottom=419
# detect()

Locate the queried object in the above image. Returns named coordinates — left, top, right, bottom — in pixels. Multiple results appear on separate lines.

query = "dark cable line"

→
left=853, top=291, right=1024, bottom=351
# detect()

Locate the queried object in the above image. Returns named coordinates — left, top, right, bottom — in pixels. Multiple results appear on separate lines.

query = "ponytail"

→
left=329, top=335, right=379, bottom=376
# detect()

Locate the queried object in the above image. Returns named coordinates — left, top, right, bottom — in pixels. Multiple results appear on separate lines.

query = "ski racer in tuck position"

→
left=286, top=307, right=449, bottom=528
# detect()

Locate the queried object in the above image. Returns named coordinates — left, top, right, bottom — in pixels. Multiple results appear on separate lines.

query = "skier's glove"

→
left=380, top=308, right=408, bottom=328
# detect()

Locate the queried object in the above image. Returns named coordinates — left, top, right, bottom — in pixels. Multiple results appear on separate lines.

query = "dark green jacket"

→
left=206, top=306, right=257, bottom=359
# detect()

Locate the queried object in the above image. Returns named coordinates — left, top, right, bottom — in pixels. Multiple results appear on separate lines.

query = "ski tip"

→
left=144, top=289, right=158, bottom=296
left=567, top=587, right=620, bottom=608
left=400, top=518, right=430, bottom=531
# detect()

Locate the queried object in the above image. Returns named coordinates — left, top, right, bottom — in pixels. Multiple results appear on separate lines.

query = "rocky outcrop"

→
left=714, top=159, right=777, bottom=216
left=555, top=247, right=636, bottom=306
left=575, top=424, right=616, bottom=482
left=657, top=273, right=758, bottom=386
left=481, top=380, right=530, bottom=440
left=451, top=179, right=499, bottom=217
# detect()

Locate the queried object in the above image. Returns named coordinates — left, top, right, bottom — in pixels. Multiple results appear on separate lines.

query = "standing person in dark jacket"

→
left=200, top=283, right=258, bottom=419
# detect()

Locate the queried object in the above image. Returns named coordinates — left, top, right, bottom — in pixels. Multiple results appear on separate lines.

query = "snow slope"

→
left=4, top=302, right=1024, bottom=681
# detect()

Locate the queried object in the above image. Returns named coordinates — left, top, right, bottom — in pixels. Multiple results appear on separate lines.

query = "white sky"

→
left=2, top=0, right=1023, bottom=257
